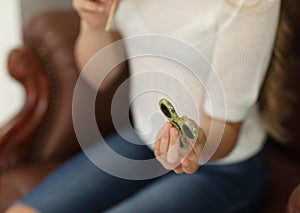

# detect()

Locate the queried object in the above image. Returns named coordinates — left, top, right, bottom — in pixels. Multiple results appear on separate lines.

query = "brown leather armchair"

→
left=0, top=7, right=300, bottom=213
left=0, top=10, right=128, bottom=211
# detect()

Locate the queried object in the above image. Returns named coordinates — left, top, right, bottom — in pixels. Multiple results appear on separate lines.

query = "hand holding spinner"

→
left=159, top=99, right=199, bottom=149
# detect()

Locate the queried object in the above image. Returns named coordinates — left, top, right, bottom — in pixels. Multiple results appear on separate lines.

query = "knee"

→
left=5, top=204, right=39, bottom=213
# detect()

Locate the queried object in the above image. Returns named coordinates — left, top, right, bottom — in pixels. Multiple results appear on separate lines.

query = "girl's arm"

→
left=154, top=0, right=281, bottom=174
left=200, top=113, right=241, bottom=162
left=154, top=114, right=241, bottom=174
left=73, top=0, right=125, bottom=90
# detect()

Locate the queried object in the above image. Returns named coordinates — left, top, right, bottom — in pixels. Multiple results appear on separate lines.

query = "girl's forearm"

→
left=74, top=20, right=126, bottom=90
left=200, top=113, right=242, bottom=161
left=75, top=20, right=116, bottom=70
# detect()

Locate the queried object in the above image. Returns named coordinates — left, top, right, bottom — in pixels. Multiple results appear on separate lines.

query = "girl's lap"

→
left=19, top=129, right=267, bottom=213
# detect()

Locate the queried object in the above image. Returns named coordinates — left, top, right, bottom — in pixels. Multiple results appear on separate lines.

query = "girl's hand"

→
left=154, top=119, right=206, bottom=174
left=73, top=0, right=118, bottom=29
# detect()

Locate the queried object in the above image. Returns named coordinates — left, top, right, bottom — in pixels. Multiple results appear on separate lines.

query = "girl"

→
left=6, top=0, right=281, bottom=212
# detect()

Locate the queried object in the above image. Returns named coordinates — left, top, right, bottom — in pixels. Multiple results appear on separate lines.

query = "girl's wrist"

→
left=80, top=20, right=106, bottom=33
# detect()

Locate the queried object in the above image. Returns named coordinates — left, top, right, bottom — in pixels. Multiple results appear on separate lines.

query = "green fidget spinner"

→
left=159, top=99, right=199, bottom=149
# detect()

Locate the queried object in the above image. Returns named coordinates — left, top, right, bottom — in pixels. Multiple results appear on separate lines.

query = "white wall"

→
left=0, top=0, right=72, bottom=126
left=0, top=0, right=24, bottom=126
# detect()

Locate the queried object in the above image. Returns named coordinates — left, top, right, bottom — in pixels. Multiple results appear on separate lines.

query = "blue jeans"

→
left=19, top=129, right=268, bottom=213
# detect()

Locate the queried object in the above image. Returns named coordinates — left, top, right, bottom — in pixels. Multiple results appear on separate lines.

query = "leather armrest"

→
left=0, top=46, right=50, bottom=170
left=21, top=10, right=82, bottom=161
left=0, top=10, right=129, bottom=168
left=287, top=184, right=300, bottom=213
left=0, top=10, right=81, bottom=169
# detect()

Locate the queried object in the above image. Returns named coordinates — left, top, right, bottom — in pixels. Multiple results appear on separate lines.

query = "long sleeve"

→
left=203, top=0, right=281, bottom=122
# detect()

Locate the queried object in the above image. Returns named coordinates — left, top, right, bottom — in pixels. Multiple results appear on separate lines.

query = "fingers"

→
left=187, top=127, right=205, bottom=161
left=154, top=121, right=206, bottom=175
left=179, top=127, right=205, bottom=174
left=167, top=127, right=180, bottom=164
left=182, top=160, right=200, bottom=174
left=73, top=0, right=104, bottom=12
left=173, top=164, right=184, bottom=174
left=154, top=123, right=181, bottom=170
left=160, top=123, right=171, bottom=155
left=182, top=115, right=188, bottom=120
left=73, top=0, right=112, bottom=12
left=179, top=147, right=200, bottom=175
left=73, top=0, right=118, bottom=28
left=194, top=128, right=206, bottom=156
left=175, top=157, right=199, bottom=175
left=154, top=123, right=171, bottom=159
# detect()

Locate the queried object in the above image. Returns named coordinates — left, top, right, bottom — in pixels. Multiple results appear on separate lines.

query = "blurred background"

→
left=0, top=1, right=299, bottom=212
left=0, top=0, right=72, bottom=126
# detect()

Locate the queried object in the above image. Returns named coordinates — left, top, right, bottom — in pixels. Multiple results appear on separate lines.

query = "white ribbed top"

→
left=112, top=0, right=281, bottom=164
